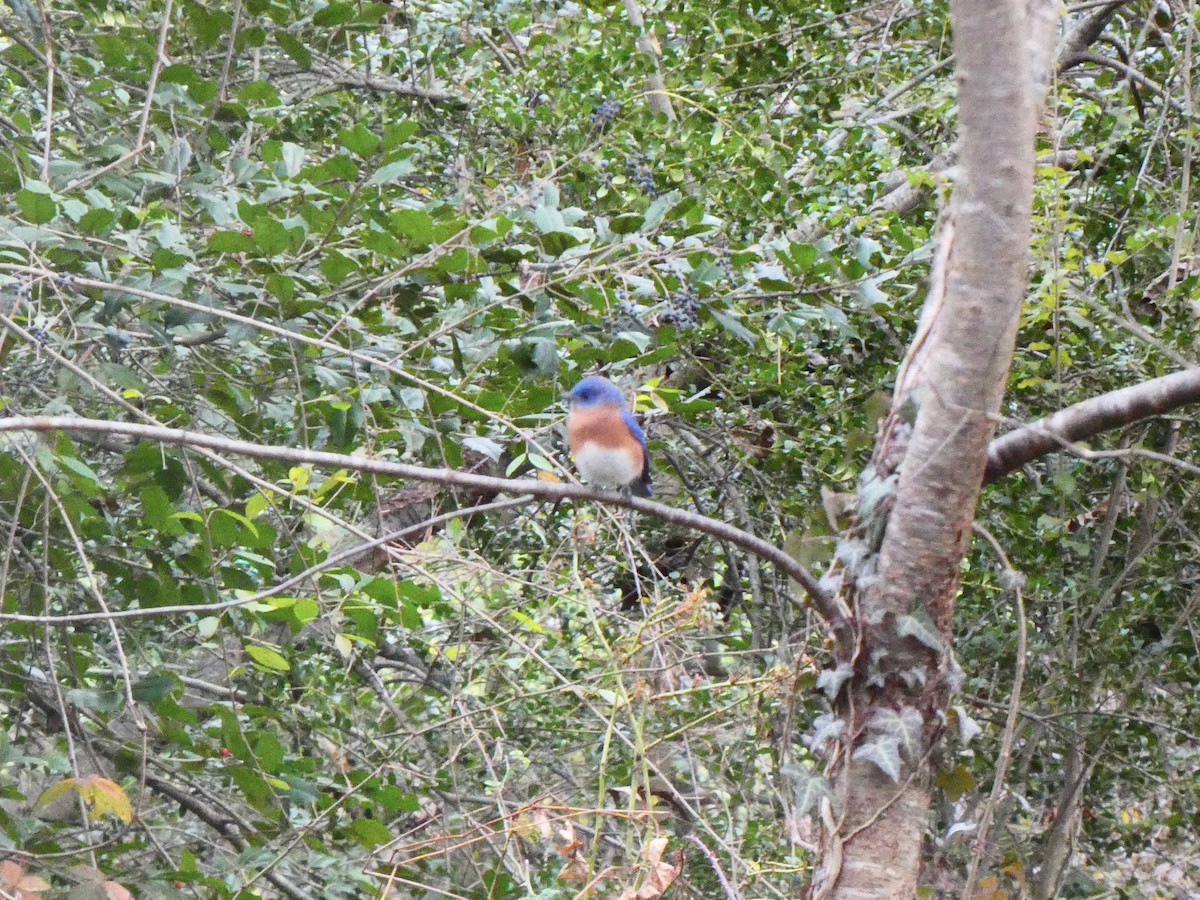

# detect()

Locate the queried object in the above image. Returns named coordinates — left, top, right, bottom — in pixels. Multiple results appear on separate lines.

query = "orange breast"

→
left=568, top=405, right=643, bottom=458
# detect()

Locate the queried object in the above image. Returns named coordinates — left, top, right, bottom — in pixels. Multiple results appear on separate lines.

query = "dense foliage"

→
left=0, top=0, right=1196, bottom=897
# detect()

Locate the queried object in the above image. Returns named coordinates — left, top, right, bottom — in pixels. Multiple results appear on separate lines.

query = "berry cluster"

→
left=590, top=98, right=622, bottom=126
left=660, top=287, right=701, bottom=329
left=15, top=273, right=76, bottom=301
left=625, top=154, right=655, bottom=195
left=601, top=291, right=642, bottom=332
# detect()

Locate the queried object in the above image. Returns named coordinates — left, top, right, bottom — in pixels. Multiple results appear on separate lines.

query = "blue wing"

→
left=619, top=407, right=653, bottom=495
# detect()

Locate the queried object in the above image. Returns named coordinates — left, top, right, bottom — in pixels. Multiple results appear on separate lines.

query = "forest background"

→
left=0, top=0, right=1197, bottom=898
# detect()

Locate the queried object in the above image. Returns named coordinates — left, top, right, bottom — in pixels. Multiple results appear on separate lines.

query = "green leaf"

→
left=217, top=707, right=253, bottom=761
left=276, top=31, right=312, bottom=67
left=196, top=617, right=220, bottom=638
left=132, top=673, right=180, bottom=702
left=238, top=80, right=280, bottom=105
left=141, top=484, right=185, bottom=536
left=254, top=730, right=285, bottom=773
left=610, top=212, right=644, bottom=234
left=391, top=208, right=434, bottom=244
left=78, top=207, right=114, bottom=234
left=161, top=137, right=193, bottom=178
left=291, top=597, right=320, bottom=624
left=228, top=765, right=272, bottom=806
left=314, top=2, right=354, bottom=26
left=17, top=188, right=56, bottom=224
left=57, top=454, right=102, bottom=491
left=245, top=644, right=290, bottom=672
left=366, top=159, right=415, bottom=185
left=251, top=216, right=290, bottom=255
left=207, top=230, right=256, bottom=253
left=339, top=123, right=380, bottom=158
left=320, top=250, right=359, bottom=284
left=710, top=309, right=757, bottom=346
left=348, top=816, right=392, bottom=848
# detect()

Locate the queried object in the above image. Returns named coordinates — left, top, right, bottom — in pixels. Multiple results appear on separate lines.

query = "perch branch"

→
left=0, top=416, right=853, bottom=652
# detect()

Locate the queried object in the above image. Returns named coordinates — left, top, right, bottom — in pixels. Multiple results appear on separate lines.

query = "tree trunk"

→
left=811, top=2, right=1060, bottom=897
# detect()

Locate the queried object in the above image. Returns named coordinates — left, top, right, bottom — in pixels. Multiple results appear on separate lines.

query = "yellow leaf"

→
left=80, top=775, right=134, bottom=823
left=36, top=775, right=133, bottom=823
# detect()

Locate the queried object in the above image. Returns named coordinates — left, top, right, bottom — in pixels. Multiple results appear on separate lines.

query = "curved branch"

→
left=984, top=367, right=1200, bottom=483
left=1069, top=51, right=1182, bottom=111
left=0, top=415, right=853, bottom=651
left=1057, top=1, right=1129, bottom=69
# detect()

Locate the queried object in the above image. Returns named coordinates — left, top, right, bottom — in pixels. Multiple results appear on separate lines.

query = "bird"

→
left=565, top=375, right=652, bottom=496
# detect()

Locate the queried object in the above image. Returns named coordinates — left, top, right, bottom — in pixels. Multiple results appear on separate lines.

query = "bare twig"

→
left=687, top=833, right=742, bottom=900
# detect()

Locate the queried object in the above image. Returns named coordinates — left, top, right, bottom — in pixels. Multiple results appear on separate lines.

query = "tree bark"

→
left=812, top=2, right=1059, bottom=897
left=622, top=0, right=676, bottom=120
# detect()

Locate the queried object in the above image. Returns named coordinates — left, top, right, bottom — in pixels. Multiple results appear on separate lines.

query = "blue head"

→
left=566, top=375, right=626, bottom=409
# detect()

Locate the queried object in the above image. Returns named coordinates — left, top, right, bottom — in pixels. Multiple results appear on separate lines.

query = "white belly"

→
left=574, top=444, right=640, bottom=489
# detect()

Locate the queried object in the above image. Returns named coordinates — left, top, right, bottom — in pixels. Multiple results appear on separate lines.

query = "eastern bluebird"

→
left=566, top=375, right=652, bottom=496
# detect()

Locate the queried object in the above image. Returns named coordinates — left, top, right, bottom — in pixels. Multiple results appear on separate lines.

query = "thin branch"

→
left=0, top=416, right=852, bottom=650
left=962, top=523, right=1027, bottom=899
left=135, top=0, right=175, bottom=150
left=277, top=62, right=468, bottom=107
left=984, top=367, right=1200, bottom=483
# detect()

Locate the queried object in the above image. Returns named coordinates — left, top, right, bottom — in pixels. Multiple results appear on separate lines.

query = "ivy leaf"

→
left=852, top=734, right=902, bottom=782
left=807, top=712, right=845, bottom=751
left=816, top=662, right=852, bottom=699
left=950, top=705, right=983, bottom=744
left=896, top=612, right=945, bottom=653
left=868, top=706, right=924, bottom=762
left=781, top=764, right=832, bottom=817
left=935, top=764, right=976, bottom=800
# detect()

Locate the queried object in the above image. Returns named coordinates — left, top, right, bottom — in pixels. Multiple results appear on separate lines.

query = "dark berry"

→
left=589, top=98, right=622, bottom=126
